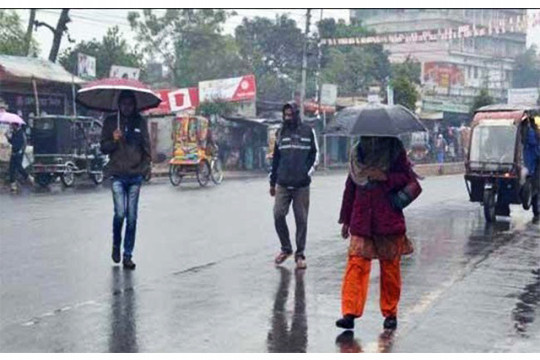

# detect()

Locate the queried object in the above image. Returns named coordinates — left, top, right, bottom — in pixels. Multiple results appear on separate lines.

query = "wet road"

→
left=0, top=174, right=539, bottom=352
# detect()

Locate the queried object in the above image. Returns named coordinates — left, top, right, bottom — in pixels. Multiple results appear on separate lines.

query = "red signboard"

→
left=145, top=87, right=199, bottom=115
left=423, top=62, right=465, bottom=88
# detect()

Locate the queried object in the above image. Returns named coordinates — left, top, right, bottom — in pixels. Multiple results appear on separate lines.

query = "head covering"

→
left=282, top=101, right=300, bottom=128
left=349, top=137, right=403, bottom=186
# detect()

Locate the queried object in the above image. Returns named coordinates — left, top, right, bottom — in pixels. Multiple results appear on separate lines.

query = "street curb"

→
left=149, top=162, right=465, bottom=182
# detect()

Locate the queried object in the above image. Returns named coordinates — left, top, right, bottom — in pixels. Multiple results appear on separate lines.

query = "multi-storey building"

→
left=350, top=9, right=527, bottom=123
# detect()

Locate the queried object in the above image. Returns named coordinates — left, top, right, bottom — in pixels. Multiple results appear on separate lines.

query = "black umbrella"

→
left=324, top=103, right=427, bottom=137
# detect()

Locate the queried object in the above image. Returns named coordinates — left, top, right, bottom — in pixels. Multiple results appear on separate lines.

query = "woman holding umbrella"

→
left=77, top=79, right=160, bottom=270
left=328, top=104, right=424, bottom=331
left=0, top=99, right=34, bottom=192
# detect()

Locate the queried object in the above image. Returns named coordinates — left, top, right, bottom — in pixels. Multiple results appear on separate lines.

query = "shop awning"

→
left=0, top=55, right=85, bottom=85
left=221, top=115, right=269, bottom=127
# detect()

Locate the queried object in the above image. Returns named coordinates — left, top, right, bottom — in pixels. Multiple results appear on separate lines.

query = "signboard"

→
left=321, top=84, right=338, bottom=106
left=423, top=98, right=470, bottom=114
left=110, top=65, right=140, bottom=80
left=423, top=62, right=465, bottom=90
left=508, top=88, right=539, bottom=106
left=145, top=88, right=199, bottom=115
left=0, top=91, right=66, bottom=120
left=199, top=75, right=256, bottom=103
left=77, top=53, right=96, bottom=79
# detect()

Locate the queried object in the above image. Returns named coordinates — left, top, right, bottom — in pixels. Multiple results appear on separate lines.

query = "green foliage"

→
left=512, top=46, right=540, bottom=89
left=196, top=100, right=237, bottom=117
left=0, top=10, right=39, bottom=56
left=391, top=56, right=421, bottom=85
left=317, top=18, right=390, bottom=97
left=471, top=88, right=494, bottom=113
left=235, top=15, right=304, bottom=102
left=58, top=26, right=142, bottom=78
left=391, top=76, right=418, bottom=111
left=128, top=9, right=247, bottom=88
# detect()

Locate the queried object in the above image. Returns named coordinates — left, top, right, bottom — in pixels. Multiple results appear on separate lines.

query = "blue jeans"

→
left=111, top=175, right=143, bottom=259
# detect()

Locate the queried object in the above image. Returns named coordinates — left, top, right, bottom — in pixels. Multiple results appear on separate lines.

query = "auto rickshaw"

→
left=464, top=104, right=540, bottom=222
left=30, top=115, right=106, bottom=188
left=168, top=115, right=223, bottom=187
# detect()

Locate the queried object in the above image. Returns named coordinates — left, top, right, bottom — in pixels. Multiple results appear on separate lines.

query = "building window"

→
left=474, top=67, right=478, bottom=79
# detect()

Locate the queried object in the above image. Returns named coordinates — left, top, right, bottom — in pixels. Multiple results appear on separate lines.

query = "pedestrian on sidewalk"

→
left=435, top=133, right=447, bottom=174
left=523, top=116, right=540, bottom=222
left=100, top=90, right=151, bottom=270
left=4, top=121, right=34, bottom=192
left=269, top=102, right=319, bottom=270
left=335, top=137, right=415, bottom=331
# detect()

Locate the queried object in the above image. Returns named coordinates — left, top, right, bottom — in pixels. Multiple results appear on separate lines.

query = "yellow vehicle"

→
left=168, top=115, right=223, bottom=187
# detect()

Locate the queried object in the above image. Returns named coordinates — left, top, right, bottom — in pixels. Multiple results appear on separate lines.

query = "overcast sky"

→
left=15, top=9, right=540, bottom=61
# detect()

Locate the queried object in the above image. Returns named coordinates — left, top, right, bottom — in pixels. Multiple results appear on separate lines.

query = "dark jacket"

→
left=339, top=150, right=413, bottom=237
left=100, top=113, right=151, bottom=177
left=269, top=121, right=319, bottom=189
left=7, top=127, right=27, bottom=154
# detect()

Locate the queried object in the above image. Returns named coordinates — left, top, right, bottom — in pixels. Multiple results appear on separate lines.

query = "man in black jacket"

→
left=100, top=90, right=151, bottom=270
left=270, top=102, right=319, bottom=269
left=5, top=123, right=34, bottom=192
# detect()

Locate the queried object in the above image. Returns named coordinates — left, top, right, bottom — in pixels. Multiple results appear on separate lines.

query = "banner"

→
left=322, top=12, right=539, bottom=47
left=77, top=53, right=96, bottom=79
left=508, top=88, right=540, bottom=106
left=145, top=88, right=199, bottom=115
left=199, top=75, right=256, bottom=103
left=110, top=65, right=140, bottom=80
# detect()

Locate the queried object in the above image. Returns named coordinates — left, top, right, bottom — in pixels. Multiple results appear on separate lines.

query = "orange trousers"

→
left=341, top=255, right=401, bottom=318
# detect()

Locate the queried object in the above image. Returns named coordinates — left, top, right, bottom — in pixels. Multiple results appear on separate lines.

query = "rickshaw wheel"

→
left=61, top=164, right=76, bottom=188
left=35, top=174, right=53, bottom=188
left=210, top=158, right=224, bottom=185
left=169, top=164, right=183, bottom=186
left=90, top=171, right=104, bottom=185
left=197, top=160, right=211, bottom=187
left=483, top=188, right=497, bottom=223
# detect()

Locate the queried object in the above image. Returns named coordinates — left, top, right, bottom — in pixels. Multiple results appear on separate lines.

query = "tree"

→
left=391, top=56, right=421, bottom=85
left=128, top=9, right=247, bottom=88
left=24, top=9, right=37, bottom=56
left=471, top=88, right=493, bottom=113
left=235, top=15, right=304, bottom=102
left=391, top=76, right=418, bottom=111
left=317, top=18, right=391, bottom=97
left=59, top=26, right=143, bottom=78
left=0, top=10, right=39, bottom=56
left=512, top=46, right=540, bottom=88
left=34, top=9, right=71, bottom=62
left=390, top=56, right=420, bottom=110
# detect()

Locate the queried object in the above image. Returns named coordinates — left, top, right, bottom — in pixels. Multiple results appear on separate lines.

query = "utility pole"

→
left=24, top=9, right=37, bottom=56
left=300, top=9, right=311, bottom=120
left=315, top=9, right=326, bottom=169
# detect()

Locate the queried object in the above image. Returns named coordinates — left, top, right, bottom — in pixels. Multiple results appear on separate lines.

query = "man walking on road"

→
left=269, top=102, right=319, bottom=270
left=100, top=90, right=151, bottom=270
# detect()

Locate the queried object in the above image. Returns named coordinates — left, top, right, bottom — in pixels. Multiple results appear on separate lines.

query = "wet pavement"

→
left=0, top=174, right=539, bottom=352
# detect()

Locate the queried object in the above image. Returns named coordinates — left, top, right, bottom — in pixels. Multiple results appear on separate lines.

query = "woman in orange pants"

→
left=336, top=137, right=415, bottom=330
